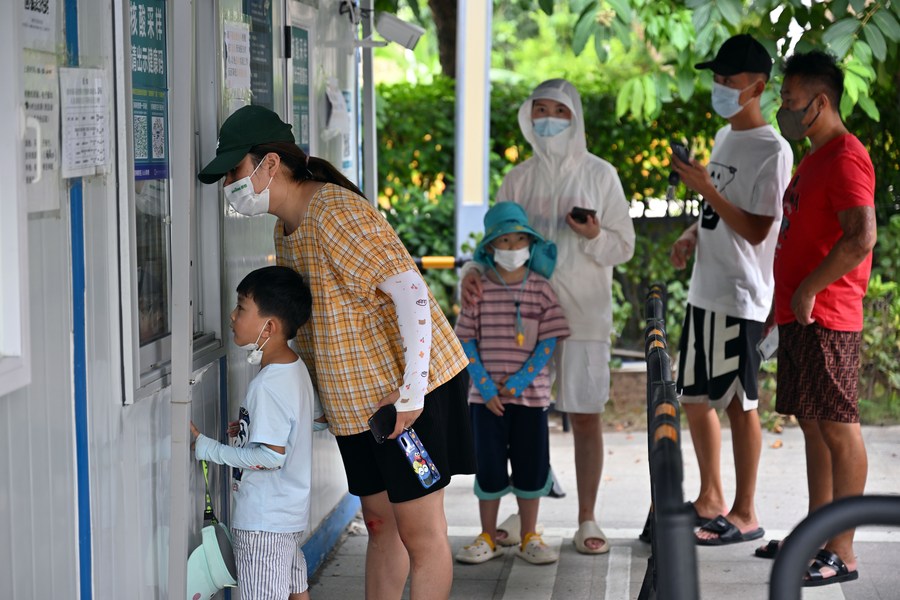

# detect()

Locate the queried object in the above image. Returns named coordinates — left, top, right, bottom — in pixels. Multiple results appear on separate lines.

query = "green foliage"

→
left=859, top=274, right=900, bottom=422
left=547, top=0, right=900, bottom=122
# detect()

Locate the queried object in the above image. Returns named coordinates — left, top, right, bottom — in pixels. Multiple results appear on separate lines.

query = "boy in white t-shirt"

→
left=191, top=265, right=316, bottom=599
left=667, top=34, right=793, bottom=546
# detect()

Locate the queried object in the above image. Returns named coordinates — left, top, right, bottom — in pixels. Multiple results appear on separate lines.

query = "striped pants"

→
left=232, top=529, right=308, bottom=599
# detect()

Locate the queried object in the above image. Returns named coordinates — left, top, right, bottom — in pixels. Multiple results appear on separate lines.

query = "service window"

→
left=118, top=0, right=222, bottom=402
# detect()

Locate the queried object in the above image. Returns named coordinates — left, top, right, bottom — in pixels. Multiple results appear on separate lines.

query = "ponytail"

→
left=250, top=142, right=366, bottom=199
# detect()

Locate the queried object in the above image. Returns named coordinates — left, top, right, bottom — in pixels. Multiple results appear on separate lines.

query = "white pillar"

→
left=361, top=0, right=378, bottom=202
left=454, top=0, right=491, bottom=256
left=168, top=0, right=196, bottom=597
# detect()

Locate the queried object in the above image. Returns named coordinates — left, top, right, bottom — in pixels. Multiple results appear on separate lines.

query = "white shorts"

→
left=232, top=529, right=308, bottom=599
left=551, top=340, right=611, bottom=414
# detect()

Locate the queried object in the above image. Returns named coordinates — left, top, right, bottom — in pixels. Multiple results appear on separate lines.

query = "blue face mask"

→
left=533, top=117, right=571, bottom=138
left=710, top=82, right=755, bottom=119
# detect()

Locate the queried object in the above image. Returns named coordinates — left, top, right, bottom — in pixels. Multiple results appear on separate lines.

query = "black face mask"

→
left=776, top=96, right=820, bottom=141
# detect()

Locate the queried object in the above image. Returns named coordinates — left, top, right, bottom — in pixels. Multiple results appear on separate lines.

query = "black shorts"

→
left=470, top=403, right=551, bottom=499
left=676, top=304, right=763, bottom=409
left=335, top=370, right=476, bottom=503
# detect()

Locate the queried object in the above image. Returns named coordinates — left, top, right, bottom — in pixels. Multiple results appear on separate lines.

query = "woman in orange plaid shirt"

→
left=199, top=105, right=475, bottom=600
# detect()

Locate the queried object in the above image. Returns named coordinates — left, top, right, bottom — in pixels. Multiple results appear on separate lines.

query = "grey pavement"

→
left=310, top=423, right=900, bottom=599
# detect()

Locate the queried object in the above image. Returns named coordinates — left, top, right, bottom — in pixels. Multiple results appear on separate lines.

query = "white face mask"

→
left=533, top=117, right=571, bottom=137
left=224, top=159, right=272, bottom=216
left=492, top=246, right=531, bottom=271
left=238, top=319, right=271, bottom=365
left=711, top=82, right=755, bottom=119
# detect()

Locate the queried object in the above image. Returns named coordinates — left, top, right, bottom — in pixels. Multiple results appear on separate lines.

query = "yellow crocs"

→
left=516, top=532, right=559, bottom=565
left=455, top=532, right=504, bottom=564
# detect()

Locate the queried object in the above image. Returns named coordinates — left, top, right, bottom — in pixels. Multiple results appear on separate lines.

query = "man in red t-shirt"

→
left=769, top=50, right=877, bottom=588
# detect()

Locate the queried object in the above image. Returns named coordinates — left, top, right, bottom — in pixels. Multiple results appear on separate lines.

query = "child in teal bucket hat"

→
left=473, top=202, right=556, bottom=279
left=454, top=202, right=570, bottom=565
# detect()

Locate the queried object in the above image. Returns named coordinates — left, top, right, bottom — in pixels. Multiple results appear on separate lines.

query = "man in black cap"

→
left=666, top=34, right=794, bottom=546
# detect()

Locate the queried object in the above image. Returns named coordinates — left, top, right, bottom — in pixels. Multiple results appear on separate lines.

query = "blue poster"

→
left=130, top=0, right=168, bottom=180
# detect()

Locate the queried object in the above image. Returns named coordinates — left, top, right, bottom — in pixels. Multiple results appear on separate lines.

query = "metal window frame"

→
left=112, top=0, right=224, bottom=405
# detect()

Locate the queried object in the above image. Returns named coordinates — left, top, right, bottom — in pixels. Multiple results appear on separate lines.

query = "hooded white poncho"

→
left=470, top=79, right=636, bottom=342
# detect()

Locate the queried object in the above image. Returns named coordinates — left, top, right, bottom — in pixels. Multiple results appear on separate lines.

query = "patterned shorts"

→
left=775, top=321, right=861, bottom=423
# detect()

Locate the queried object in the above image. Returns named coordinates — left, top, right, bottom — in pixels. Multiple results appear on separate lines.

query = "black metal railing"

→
left=769, top=494, right=900, bottom=599
left=411, top=256, right=468, bottom=270
left=638, top=283, right=699, bottom=600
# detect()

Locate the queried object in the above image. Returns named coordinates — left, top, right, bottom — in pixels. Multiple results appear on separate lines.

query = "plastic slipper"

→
left=803, top=549, right=859, bottom=587
left=495, top=514, right=544, bottom=547
left=455, top=533, right=503, bottom=564
left=573, top=520, right=610, bottom=555
left=695, top=515, right=764, bottom=546
left=754, top=539, right=781, bottom=559
left=516, top=532, right=559, bottom=565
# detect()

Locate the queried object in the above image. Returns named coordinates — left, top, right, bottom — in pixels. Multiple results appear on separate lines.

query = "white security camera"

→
left=374, top=12, right=425, bottom=50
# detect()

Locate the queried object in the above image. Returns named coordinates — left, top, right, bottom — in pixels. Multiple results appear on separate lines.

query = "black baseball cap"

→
left=198, top=105, right=296, bottom=184
left=695, top=34, right=772, bottom=77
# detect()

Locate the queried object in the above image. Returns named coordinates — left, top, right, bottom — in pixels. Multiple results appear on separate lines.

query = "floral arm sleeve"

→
left=503, top=337, right=557, bottom=397
left=460, top=339, right=498, bottom=401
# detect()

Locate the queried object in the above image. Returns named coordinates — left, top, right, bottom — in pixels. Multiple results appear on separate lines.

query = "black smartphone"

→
left=367, top=404, right=397, bottom=444
left=671, top=141, right=691, bottom=164
left=570, top=206, right=597, bottom=224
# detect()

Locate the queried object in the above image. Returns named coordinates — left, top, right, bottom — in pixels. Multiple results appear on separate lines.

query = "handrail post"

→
left=769, top=495, right=900, bottom=599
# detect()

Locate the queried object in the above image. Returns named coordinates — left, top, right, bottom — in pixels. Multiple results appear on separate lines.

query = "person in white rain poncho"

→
left=461, top=78, right=635, bottom=554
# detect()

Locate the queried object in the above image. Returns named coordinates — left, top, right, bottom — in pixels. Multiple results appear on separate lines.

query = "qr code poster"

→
left=133, top=115, right=148, bottom=160
left=151, top=116, right=166, bottom=159
left=132, top=87, right=168, bottom=180
left=22, top=0, right=58, bottom=53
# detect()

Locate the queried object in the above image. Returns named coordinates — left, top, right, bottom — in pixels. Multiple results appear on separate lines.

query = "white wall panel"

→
left=1, top=2, right=360, bottom=599
left=0, top=214, right=78, bottom=600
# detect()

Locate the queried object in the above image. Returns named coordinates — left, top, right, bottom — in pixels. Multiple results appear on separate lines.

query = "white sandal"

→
left=516, top=532, right=559, bottom=565
left=455, top=533, right=503, bottom=564
left=495, top=513, right=545, bottom=547
left=573, top=521, right=610, bottom=555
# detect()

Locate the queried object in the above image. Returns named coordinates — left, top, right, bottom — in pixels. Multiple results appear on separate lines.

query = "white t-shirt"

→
left=231, top=358, right=315, bottom=533
left=687, top=124, right=793, bottom=322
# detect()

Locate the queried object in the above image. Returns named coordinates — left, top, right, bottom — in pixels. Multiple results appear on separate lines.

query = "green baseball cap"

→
left=198, top=105, right=296, bottom=184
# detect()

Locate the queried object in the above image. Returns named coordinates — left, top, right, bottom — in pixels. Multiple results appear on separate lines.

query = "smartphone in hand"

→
left=757, top=326, right=779, bottom=362
left=671, top=141, right=691, bottom=164
left=398, top=428, right=441, bottom=488
left=367, top=404, right=397, bottom=444
left=570, top=206, right=597, bottom=224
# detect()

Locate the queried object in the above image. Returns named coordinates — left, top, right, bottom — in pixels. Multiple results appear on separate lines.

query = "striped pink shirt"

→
left=455, top=273, right=569, bottom=407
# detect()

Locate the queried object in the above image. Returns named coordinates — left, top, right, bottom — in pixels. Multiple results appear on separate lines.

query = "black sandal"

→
left=754, top=539, right=781, bottom=559
left=803, top=549, right=859, bottom=587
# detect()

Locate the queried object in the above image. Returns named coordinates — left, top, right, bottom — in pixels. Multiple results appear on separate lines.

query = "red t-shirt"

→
left=773, top=134, right=875, bottom=331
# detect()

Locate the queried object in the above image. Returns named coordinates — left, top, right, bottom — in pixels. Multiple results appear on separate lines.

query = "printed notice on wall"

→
left=224, top=21, right=252, bottom=90
left=23, top=50, right=61, bottom=212
left=60, top=67, right=109, bottom=178
left=22, top=0, right=58, bottom=52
